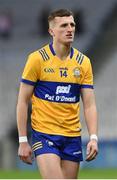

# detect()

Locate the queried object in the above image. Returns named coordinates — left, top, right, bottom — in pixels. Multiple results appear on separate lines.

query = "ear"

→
left=48, top=28, right=55, bottom=37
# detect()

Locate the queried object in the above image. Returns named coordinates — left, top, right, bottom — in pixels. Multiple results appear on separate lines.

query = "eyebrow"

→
left=60, top=22, right=76, bottom=27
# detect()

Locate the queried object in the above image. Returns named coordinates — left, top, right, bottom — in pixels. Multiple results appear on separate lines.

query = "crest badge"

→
left=73, top=67, right=80, bottom=77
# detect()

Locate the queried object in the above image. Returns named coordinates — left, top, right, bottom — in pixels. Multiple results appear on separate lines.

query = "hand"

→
left=86, top=139, right=98, bottom=161
left=18, top=142, right=33, bottom=164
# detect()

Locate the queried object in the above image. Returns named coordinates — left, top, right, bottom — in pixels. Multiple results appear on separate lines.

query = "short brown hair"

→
left=48, top=9, right=74, bottom=23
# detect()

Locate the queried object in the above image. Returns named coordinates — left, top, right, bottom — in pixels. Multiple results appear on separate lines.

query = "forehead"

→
left=54, top=15, right=75, bottom=25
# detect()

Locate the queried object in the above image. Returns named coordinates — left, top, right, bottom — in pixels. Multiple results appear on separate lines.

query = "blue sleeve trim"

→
left=81, top=84, right=94, bottom=89
left=21, top=79, right=36, bottom=86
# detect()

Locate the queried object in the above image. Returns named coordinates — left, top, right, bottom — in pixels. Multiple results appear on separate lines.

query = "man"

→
left=17, top=9, right=98, bottom=179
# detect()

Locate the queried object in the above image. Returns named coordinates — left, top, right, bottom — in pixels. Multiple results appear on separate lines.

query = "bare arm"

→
left=17, top=82, right=34, bottom=164
left=81, top=88, right=98, bottom=135
left=81, top=88, right=98, bottom=161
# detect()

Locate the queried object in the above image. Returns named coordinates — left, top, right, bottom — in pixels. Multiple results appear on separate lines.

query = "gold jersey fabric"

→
left=21, top=43, right=93, bottom=137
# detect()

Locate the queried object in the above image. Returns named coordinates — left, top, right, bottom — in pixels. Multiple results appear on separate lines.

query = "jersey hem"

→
left=31, top=128, right=81, bottom=137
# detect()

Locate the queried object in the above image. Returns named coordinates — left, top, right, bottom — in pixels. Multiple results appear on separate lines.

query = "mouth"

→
left=66, top=34, right=73, bottom=38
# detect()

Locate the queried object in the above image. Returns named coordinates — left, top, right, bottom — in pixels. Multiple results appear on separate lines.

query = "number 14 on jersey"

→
left=59, top=68, right=68, bottom=77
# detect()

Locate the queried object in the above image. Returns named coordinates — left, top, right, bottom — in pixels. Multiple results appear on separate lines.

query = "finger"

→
left=86, top=153, right=97, bottom=161
left=23, top=159, right=32, bottom=165
left=86, top=145, right=96, bottom=157
left=20, top=156, right=32, bottom=164
left=86, top=156, right=95, bottom=162
left=26, top=156, right=33, bottom=164
left=87, top=149, right=95, bottom=158
left=86, top=151, right=98, bottom=161
left=19, top=154, right=32, bottom=164
left=86, top=149, right=97, bottom=159
left=19, top=155, right=27, bottom=162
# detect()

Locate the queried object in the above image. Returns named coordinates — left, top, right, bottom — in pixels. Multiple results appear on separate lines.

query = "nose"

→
left=68, top=25, right=72, bottom=31
left=67, top=24, right=73, bottom=32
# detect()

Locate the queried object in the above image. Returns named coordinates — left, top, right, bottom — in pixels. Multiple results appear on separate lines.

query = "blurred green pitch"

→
left=0, top=168, right=117, bottom=179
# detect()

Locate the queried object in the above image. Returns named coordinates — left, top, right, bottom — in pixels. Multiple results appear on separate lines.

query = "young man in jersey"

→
left=17, top=9, right=98, bottom=179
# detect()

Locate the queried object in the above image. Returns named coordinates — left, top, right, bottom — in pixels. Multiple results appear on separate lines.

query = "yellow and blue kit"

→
left=21, top=43, right=93, bottom=137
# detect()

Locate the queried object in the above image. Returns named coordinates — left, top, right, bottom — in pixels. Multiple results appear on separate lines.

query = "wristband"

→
left=90, top=134, right=98, bottom=142
left=19, top=136, right=28, bottom=143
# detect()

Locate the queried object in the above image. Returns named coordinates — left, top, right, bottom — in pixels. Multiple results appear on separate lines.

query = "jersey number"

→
left=60, top=70, right=68, bottom=77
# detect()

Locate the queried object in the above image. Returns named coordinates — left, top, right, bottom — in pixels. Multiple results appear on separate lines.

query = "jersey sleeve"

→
left=21, top=51, right=41, bottom=86
left=81, top=57, right=94, bottom=89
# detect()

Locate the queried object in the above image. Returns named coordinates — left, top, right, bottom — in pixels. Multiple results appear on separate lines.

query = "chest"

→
left=40, top=59, right=84, bottom=84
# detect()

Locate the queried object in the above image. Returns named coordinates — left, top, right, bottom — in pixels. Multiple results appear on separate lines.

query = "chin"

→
left=64, top=40, right=73, bottom=44
left=67, top=38, right=74, bottom=42
left=60, top=39, right=74, bottom=45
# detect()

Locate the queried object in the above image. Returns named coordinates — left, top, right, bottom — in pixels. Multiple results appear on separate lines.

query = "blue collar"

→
left=49, top=43, right=74, bottom=59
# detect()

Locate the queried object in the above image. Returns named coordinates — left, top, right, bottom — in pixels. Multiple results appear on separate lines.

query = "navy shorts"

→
left=32, top=129, right=83, bottom=163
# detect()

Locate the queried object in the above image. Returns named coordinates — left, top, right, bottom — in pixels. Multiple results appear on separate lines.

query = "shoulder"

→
left=28, top=44, right=49, bottom=61
left=36, top=44, right=50, bottom=61
left=73, top=47, right=91, bottom=66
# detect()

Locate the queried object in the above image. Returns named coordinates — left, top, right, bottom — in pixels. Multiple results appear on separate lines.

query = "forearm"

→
left=84, top=104, right=98, bottom=136
left=17, top=101, right=28, bottom=137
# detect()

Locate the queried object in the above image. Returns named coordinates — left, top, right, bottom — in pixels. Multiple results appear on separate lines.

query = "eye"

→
left=61, top=23, right=68, bottom=28
left=70, top=23, right=75, bottom=27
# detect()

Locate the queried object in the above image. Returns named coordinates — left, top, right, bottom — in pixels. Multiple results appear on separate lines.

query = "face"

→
left=49, top=16, right=75, bottom=45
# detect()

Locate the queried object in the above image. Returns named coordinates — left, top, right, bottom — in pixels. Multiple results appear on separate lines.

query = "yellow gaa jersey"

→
left=21, top=43, right=93, bottom=137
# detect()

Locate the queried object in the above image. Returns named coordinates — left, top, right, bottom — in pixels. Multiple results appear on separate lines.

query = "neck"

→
left=53, top=41, right=71, bottom=60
